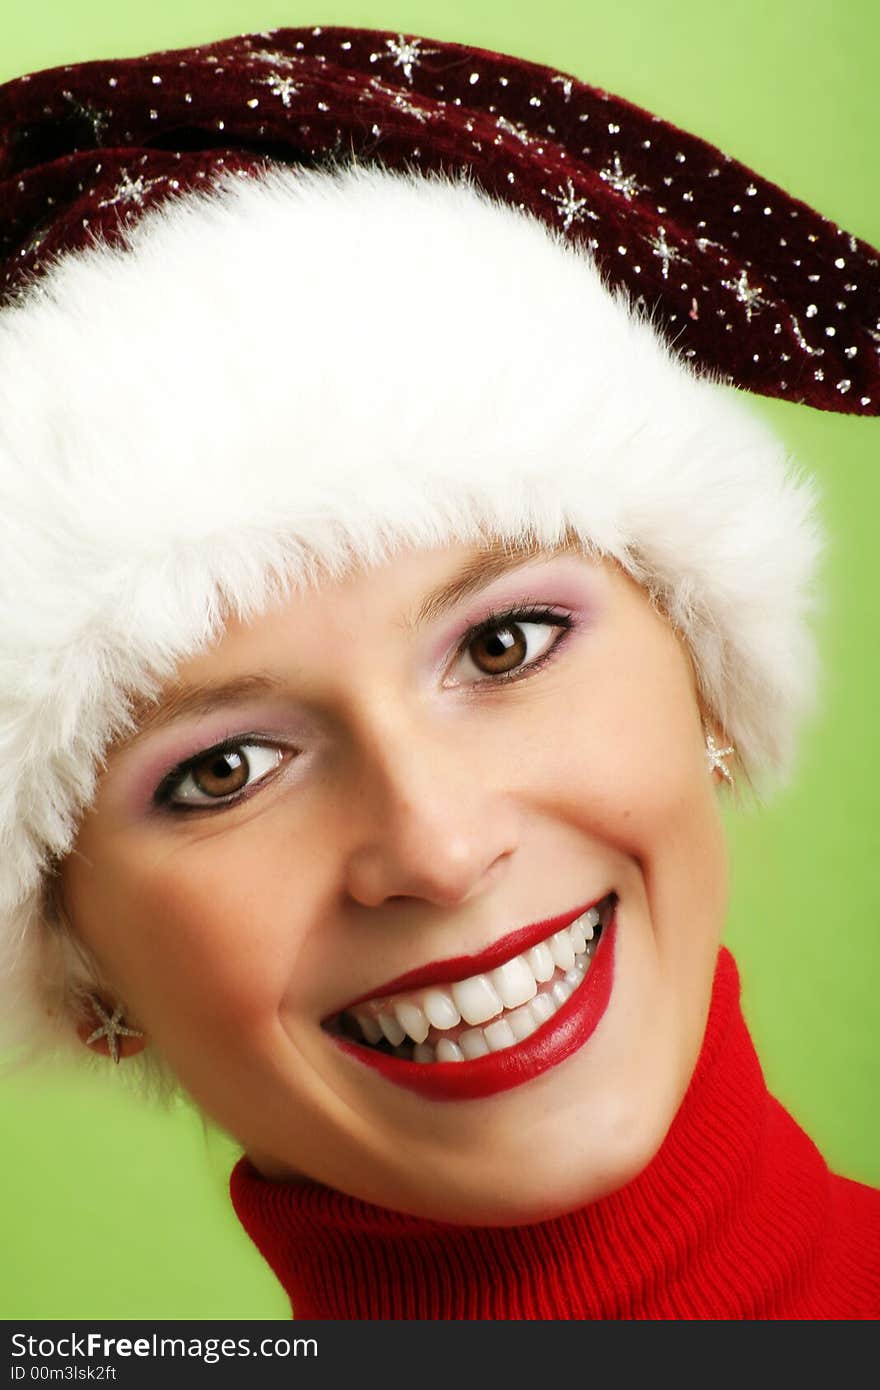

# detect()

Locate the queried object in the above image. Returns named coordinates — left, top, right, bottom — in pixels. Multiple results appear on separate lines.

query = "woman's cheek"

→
left=96, top=846, right=288, bottom=1023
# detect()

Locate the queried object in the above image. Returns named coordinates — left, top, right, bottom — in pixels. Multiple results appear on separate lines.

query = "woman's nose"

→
left=341, top=721, right=519, bottom=909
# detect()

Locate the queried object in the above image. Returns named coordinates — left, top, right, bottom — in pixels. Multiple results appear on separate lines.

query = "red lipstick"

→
left=329, top=900, right=617, bottom=1101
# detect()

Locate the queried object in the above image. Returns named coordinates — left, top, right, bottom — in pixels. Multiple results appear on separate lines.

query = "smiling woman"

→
left=58, top=543, right=725, bottom=1223
left=1, top=25, right=879, bottom=1320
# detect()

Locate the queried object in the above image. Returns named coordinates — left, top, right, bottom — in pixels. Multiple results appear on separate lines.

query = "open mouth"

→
left=323, top=892, right=616, bottom=1064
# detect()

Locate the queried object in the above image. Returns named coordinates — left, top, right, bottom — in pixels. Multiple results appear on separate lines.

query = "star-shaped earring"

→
left=84, top=998, right=145, bottom=1064
left=704, top=725, right=736, bottom=785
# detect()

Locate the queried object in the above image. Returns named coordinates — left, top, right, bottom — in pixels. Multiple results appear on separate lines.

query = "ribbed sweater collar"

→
left=229, top=949, right=847, bottom=1318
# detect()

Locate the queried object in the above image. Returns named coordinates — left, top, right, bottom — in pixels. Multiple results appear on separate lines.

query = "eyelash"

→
left=153, top=604, right=575, bottom=814
left=453, top=604, right=574, bottom=688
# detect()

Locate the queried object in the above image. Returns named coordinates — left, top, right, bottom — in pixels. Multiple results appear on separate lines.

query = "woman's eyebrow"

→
left=123, top=673, right=286, bottom=741
left=410, top=543, right=567, bottom=629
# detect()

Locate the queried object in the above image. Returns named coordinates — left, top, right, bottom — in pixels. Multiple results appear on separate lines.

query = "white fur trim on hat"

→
left=0, top=163, right=824, bottom=1063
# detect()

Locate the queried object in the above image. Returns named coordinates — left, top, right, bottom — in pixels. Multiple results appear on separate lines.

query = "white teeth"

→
left=484, top=1017, right=517, bottom=1053
left=458, top=1027, right=491, bottom=1059
left=551, top=978, right=574, bottom=1007
left=348, top=896, right=609, bottom=1053
left=393, top=1000, right=430, bottom=1045
left=549, top=929, right=576, bottom=972
left=506, top=1002, right=541, bottom=1041
left=378, top=1012, right=406, bottom=1046
left=451, top=974, right=504, bottom=1026
left=421, top=987, right=461, bottom=1030
left=569, top=918, right=587, bottom=954
left=530, top=992, right=556, bottom=1025
left=525, top=941, right=555, bottom=983
left=396, top=968, right=587, bottom=1062
left=353, top=1009, right=384, bottom=1045
left=569, top=907, right=599, bottom=953
left=490, top=954, right=538, bottom=1010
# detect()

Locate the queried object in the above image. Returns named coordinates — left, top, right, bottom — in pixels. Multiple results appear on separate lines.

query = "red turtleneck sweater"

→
left=230, top=949, right=880, bottom=1318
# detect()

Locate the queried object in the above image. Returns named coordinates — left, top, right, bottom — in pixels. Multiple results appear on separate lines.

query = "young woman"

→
left=1, top=26, right=878, bottom=1318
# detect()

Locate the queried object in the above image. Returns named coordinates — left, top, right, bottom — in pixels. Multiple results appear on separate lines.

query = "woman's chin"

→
left=346, top=1094, right=674, bottom=1226
left=370, top=1152, right=659, bottom=1227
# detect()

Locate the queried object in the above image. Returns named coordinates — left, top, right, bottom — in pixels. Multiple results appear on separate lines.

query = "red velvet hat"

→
left=1, top=24, right=878, bottom=411
left=0, top=28, right=874, bottom=1066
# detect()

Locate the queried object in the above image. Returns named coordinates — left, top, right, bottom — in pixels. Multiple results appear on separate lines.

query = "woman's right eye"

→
left=156, top=742, right=286, bottom=811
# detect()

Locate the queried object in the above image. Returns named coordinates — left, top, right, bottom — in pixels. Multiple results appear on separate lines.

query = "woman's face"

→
left=60, top=539, right=729, bottom=1223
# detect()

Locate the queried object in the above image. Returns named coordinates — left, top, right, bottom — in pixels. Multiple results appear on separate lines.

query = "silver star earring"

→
left=83, top=997, right=145, bottom=1064
left=703, top=721, right=736, bottom=786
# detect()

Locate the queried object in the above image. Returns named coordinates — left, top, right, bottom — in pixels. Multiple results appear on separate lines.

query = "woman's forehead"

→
left=122, top=536, right=600, bottom=734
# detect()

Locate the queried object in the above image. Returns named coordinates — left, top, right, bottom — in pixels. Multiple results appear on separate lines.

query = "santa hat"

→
left=0, top=26, right=877, bottom=1063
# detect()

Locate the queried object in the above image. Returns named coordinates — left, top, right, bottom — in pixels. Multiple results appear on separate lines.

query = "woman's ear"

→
left=43, top=870, right=149, bottom=1063
left=76, top=994, right=148, bottom=1064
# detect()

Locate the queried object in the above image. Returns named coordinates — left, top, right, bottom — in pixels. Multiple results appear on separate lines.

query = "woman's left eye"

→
left=156, top=742, right=285, bottom=810
left=448, top=609, right=574, bottom=685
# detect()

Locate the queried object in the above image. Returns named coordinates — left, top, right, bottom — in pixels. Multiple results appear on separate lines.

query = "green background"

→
left=1, top=0, right=878, bottom=1320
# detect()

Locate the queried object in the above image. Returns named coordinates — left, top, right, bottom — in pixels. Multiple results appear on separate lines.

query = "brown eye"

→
left=447, top=611, right=572, bottom=686
left=160, top=743, right=286, bottom=809
left=190, top=748, right=250, bottom=798
left=467, top=623, right=529, bottom=675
